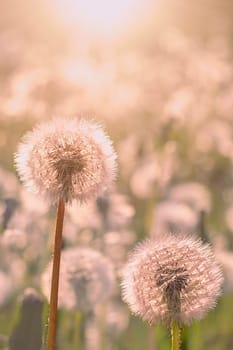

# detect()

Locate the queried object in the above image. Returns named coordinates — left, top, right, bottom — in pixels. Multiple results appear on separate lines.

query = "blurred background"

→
left=0, top=0, right=233, bottom=349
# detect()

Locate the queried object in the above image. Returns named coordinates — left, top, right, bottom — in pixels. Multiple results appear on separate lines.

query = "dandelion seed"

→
left=121, top=234, right=223, bottom=326
left=151, top=201, right=198, bottom=236
left=103, top=230, right=136, bottom=271
left=41, top=247, right=115, bottom=311
left=96, top=193, right=135, bottom=230
left=15, top=117, right=117, bottom=204
left=66, top=192, right=134, bottom=234
left=167, top=182, right=211, bottom=212
left=1, top=228, right=27, bottom=251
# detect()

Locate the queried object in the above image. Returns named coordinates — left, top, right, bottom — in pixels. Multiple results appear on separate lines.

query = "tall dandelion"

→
left=15, top=117, right=117, bottom=350
left=121, top=234, right=223, bottom=350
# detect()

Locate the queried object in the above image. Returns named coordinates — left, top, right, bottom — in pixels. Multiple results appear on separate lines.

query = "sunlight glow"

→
left=53, top=0, right=146, bottom=38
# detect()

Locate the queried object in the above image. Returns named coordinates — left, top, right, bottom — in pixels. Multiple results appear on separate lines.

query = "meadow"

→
left=0, top=1, right=233, bottom=349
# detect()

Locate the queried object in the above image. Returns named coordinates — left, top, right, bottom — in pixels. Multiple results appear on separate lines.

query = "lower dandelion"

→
left=121, top=234, right=223, bottom=349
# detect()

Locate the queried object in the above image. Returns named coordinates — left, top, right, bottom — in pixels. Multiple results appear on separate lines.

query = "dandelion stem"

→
left=47, top=198, right=65, bottom=350
left=73, top=311, right=83, bottom=349
left=171, top=321, right=180, bottom=350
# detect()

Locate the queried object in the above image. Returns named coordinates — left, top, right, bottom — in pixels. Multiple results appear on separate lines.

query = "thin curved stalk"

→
left=47, top=198, right=65, bottom=350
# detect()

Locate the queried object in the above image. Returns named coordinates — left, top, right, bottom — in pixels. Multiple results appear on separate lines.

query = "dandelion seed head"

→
left=151, top=201, right=198, bottom=236
left=96, top=193, right=135, bottom=229
left=1, top=228, right=27, bottom=251
left=41, top=247, right=115, bottom=311
left=121, top=234, right=223, bottom=326
left=15, top=117, right=117, bottom=203
left=168, top=182, right=211, bottom=212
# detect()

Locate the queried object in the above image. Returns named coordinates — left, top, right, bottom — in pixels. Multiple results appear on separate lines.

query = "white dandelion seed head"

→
left=1, top=228, right=27, bottom=251
left=15, top=117, right=117, bottom=204
left=121, top=234, right=223, bottom=326
left=167, top=182, right=211, bottom=212
left=151, top=201, right=198, bottom=236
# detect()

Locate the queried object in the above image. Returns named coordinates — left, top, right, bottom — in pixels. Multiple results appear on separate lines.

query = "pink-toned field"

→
left=0, top=1, right=233, bottom=349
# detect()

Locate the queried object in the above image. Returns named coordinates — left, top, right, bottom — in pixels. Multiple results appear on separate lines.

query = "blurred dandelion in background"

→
left=41, top=247, right=115, bottom=311
left=167, top=182, right=211, bottom=213
left=150, top=201, right=199, bottom=236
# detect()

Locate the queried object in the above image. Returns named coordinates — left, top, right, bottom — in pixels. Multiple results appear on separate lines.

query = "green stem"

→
left=171, top=321, right=180, bottom=350
left=73, top=311, right=82, bottom=350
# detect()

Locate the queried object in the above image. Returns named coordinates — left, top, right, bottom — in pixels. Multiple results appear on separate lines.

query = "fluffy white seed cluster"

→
left=121, top=234, right=223, bottom=326
left=41, top=247, right=115, bottom=311
left=15, top=118, right=117, bottom=203
left=168, top=182, right=211, bottom=212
